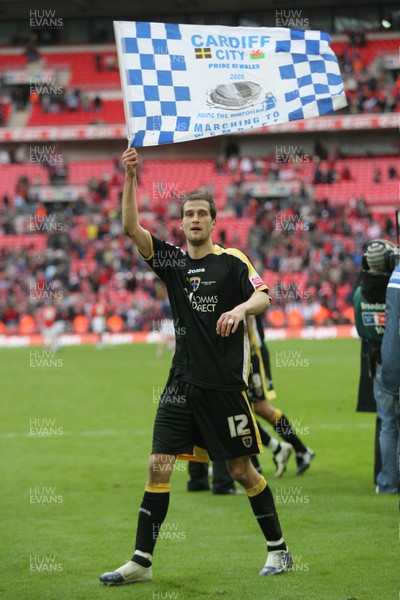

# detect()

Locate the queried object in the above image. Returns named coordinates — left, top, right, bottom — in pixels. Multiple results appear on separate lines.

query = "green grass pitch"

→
left=0, top=339, right=398, bottom=600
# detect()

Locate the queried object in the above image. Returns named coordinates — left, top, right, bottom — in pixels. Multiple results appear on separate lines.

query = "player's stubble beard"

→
left=184, top=220, right=214, bottom=247
left=186, top=228, right=213, bottom=247
left=187, top=235, right=209, bottom=247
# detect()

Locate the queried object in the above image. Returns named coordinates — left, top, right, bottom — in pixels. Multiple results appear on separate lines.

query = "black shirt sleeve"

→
left=141, top=234, right=187, bottom=283
left=227, top=248, right=270, bottom=302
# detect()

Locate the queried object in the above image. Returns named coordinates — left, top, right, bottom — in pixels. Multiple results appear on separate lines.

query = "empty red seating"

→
left=0, top=53, right=29, bottom=68
left=43, top=52, right=120, bottom=87
left=306, top=157, right=398, bottom=204
left=28, top=99, right=124, bottom=126
left=0, top=164, right=49, bottom=208
left=67, top=160, right=116, bottom=184
left=137, top=158, right=232, bottom=211
left=0, top=101, right=12, bottom=126
left=331, top=37, right=399, bottom=66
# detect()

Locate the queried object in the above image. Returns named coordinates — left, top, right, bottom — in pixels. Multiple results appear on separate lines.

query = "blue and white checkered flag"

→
left=114, top=21, right=347, bottom=147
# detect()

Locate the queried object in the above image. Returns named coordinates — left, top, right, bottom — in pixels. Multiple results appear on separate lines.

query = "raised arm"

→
left=121, top=148, right=152, bottom=258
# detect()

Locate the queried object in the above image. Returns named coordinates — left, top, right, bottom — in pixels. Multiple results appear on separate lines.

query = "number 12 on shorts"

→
left=227, top=414, right=251, bottom=437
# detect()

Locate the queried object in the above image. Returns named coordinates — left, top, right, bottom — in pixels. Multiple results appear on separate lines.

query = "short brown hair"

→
left=180, top=190, right=217, bottom=220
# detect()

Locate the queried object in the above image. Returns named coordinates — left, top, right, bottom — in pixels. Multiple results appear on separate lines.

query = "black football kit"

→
left=142, top=235, right=270, bottom=460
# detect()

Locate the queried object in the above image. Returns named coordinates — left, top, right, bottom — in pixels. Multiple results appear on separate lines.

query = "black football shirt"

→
left=142, top=234, right=270, bottom=391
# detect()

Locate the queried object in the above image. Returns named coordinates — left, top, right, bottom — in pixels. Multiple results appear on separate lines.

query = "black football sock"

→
left=246, top=477, right=286, bottom=552
left=257, top=420, right=280, bottom=452
left=132, top=483, right=170, bottom=564
left=274, top=412, right=307, bottom=454
left=256, top=420, right=272, bottom=446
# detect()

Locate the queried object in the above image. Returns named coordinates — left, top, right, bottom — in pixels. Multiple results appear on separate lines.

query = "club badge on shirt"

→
left=189, top=277, right=201, bottom=292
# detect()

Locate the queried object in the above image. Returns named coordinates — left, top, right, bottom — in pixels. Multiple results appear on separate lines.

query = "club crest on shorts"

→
left=189, top=276, right=201, bottom=292
left=242, top=436, right=253, bottom=448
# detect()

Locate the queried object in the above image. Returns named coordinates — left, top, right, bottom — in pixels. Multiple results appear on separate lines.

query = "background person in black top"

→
left=248, top=314, right=315, bottom=476
left=99, top=148, right=292, bottom=586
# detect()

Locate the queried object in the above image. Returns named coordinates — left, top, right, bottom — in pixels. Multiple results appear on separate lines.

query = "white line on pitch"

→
left=0, top=423, right=373, bottom=439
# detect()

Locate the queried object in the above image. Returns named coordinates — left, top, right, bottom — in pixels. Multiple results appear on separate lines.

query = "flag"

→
left=114, top=21, right=347, bottom=147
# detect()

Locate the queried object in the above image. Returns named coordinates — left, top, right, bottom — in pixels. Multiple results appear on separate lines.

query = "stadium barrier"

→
left=0, top=325, right=358, bottom=347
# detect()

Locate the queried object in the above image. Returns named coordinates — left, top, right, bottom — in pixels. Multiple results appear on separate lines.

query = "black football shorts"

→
left=152, top=375, right=262, bottom=461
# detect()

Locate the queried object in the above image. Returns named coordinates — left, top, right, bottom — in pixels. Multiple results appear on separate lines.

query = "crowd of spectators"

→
left=337, top=34, right=400, bottom=114
left=0, top=203, right=182, bottom=335
left=29, top=87, right=103, bottom=116
left=0, top=147, right=398, bottom=336
left=216, top=141, right=398, bottom=326
left=0, top=28, right=399, bottom=335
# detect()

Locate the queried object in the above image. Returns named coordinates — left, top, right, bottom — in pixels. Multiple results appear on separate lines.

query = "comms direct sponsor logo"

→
left=189, top=291, right=218, bottom=312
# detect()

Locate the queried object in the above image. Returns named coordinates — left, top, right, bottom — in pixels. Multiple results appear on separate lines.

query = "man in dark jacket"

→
left=353, top=239, right=398, bottom=493
left=381, top=261, right=400, bottom=496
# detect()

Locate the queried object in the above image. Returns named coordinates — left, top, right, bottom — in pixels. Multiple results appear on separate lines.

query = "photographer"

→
left=353, top=239, right=398, bottom=494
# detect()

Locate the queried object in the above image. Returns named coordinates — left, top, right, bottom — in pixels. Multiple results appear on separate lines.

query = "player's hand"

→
left=122, top=147, right=139, bottom=178
left=216, top=307, right=246, bottom=337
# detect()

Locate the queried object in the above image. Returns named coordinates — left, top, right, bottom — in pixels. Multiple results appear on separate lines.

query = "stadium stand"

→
left=28, top=99, right=124, bottom=126
left=0, top=32, right=398, bottom=129
left=42, top=51, right=120, bottom=87
left=0, top=29, right=399, bottom=337
left=0, top=147, right=398, bottom=334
